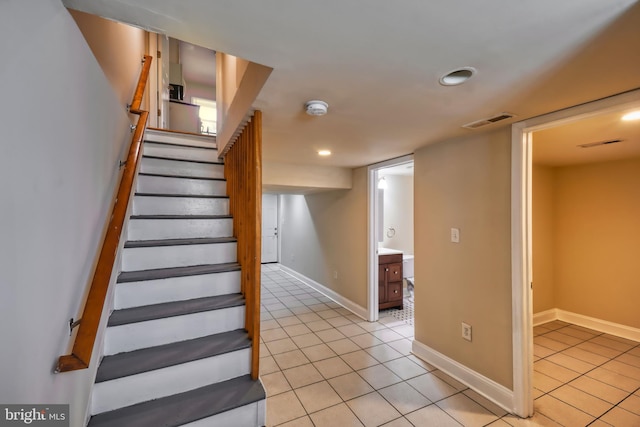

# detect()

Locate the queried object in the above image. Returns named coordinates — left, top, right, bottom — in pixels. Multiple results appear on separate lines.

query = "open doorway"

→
left=151, top=35, right=217, bottom=135
left=511, top=89, right=640, bottom=417
left=367, top=155, right=414, bottom=322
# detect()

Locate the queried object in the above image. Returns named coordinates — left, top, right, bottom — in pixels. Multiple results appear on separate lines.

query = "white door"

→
left=158, top=34, right=170, bottom=129
left=262, top=194, right=278, bottom=263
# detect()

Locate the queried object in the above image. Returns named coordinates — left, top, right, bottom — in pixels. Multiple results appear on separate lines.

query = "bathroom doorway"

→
left=367, top=155, right=414, bottom=322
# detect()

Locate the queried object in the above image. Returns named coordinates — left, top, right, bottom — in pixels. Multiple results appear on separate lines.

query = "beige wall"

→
left=69, top=9, right=148, bottom=110
left=279, top=168, right=368, bottom=308
left=216, top=52, right=272, bottom=153
left=532, top=165, right=556, bottom=313
left=414, top=128, right=513, bottom=389
left=263, top=161, right=352, bottom=193
left=1, top=3, right=139, bottom=424
left=553, top=157, right=640, bottom=328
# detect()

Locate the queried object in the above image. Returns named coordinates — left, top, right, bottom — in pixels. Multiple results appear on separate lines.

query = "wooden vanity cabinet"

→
left=378, top=253, right=403, bottom=310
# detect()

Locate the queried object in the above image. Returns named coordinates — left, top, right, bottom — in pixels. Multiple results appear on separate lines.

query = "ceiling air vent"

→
left=578, top=139, right=622, bottom=148
left=462, top=112, right=515, bottom=130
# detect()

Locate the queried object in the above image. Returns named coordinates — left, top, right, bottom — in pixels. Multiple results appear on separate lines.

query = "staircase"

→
left=87, top=129, right=266, bottom=427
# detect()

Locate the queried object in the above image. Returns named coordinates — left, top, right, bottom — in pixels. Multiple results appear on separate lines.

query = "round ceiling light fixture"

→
left=305, top=100, right=329, bottom=116
left=439, top=67, right=476, bottom=86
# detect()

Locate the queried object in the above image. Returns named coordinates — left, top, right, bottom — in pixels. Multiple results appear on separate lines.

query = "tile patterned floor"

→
left=259, top=265, right=640, bottom=426
left=382, top=292, right=414, bottom=325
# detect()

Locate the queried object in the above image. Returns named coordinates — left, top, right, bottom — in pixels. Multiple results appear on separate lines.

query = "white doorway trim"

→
left=510, top=88, right=640, bottom=417
left=367, top=154, right=414, bottom=322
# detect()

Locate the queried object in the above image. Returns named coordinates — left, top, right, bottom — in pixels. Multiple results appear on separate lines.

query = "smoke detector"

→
left=305, top=100, right=329, bottom=116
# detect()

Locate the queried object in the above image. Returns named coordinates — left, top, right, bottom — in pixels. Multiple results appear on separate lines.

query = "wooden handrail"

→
left=224, top=110, right=262, bottom=380
left=56, top=55, right=152, bottom=373
left=146, top=127, right=216, bottom=139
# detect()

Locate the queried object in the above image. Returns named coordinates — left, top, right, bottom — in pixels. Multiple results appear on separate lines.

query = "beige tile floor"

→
left=259, top=265, right=640, bottom=426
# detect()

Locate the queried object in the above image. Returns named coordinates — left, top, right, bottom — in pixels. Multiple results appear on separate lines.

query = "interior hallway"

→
left=259, top=265, right=640, bottom=426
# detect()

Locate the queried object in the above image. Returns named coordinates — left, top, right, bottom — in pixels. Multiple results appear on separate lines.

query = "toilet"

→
left=403, top=255, right=414, bottom=296
left=402, top=254, right=414, bottom=279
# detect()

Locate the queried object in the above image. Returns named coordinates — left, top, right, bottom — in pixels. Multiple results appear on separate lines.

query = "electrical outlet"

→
left=462, top=322, right=472, bottom=341
left=451, top=228, right=460, bottom=243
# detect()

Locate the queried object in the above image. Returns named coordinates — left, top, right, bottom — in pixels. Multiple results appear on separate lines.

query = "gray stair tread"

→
left=88, top=375, right=265, bottom=427
left=139, top=172, right=225, bottom=181
left=130, top=214, right=232, bottom=220
left=108, top=293, right=245, bottom=327
left=96, top=329, right=250, bottom=383
left=124, top=236, right=236, bottom=248
left=143, top=154, right=223, bottom=165
left=118, top=262, right=241, bottom=283
left=135, top=192, right=228, bottom=199
left=144, top=140, right=217, bottom=150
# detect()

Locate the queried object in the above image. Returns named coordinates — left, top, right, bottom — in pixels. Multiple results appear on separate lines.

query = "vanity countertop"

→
left=378, top=248, right=403, bottom=256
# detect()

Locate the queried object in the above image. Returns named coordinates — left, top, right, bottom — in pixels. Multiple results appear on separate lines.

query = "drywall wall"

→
left=532, top=165, right=556, bottom=313
left=279, top=168, right=368, bottom=308
left=69, top=8, right=148, bottom=110
left=554, top=157, right=640, bottom=328
left=263, top=161, right=352, bottom=193
left=414, top=128, right=513, bottom=389
left=381, top=175, right=414, bottom=254
left=0, top=2, right=140, bottom=425
left=215, top=52, right=272, bottom=154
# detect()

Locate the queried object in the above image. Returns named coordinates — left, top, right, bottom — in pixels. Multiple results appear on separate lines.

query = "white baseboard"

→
left=532, top=309, right=557, bottom=327
left=278, top=265, right=368, bottom=320
left=412, top=340, right=514, bottom=414
left=533, top=308, right=640, bottom=342
left=556, top=309, right=640, bottom=342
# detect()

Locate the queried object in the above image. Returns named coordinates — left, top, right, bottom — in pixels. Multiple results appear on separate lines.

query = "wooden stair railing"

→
left=224, top=111, right=262, bottom=380
left=56, top=55, right=152, bottom=373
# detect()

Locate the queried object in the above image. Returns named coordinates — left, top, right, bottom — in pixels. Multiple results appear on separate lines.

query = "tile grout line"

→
left=533, top=324, right=640, bottom=426
left=263, top=268, right=640, bottom=426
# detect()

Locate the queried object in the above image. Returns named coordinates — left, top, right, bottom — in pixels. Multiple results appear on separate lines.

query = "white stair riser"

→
left=128, top=218, right=233, bottom=241
left=140, top=157, right=224, bottom=179
left=115, top=271, right=241, bottom=309
left=137, top=175, right=226, bottom=196
left=122, top=242, right=237, bottom=271
left=182, top=401, right=265, bottom=427
left=133, top=196, right=229, bottom=216
left=143, top=144, right=219, bottom=163
left=145, top=130, right=216, bottom=148
left=104, top=305, right=245, bottom=355
left=91, top=348, right=250, bottom=415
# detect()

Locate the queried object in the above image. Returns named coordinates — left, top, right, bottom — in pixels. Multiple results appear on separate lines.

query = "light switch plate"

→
left=451, top=228, right=460, bottom=243
left=462, top=322, right=472, bottom=341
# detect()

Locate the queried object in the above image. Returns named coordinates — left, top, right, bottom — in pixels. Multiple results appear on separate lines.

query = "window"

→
left=191, top=97, right=217, bottom=135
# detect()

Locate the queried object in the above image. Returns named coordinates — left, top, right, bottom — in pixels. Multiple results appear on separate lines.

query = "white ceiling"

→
left=64, top=0, right=640, bottom=169
left=379, top=163, right=414, bottom=177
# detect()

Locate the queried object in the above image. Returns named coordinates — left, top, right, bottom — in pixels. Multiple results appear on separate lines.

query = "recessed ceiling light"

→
left=318, top=150, right=331, bottom=156
left=439, top=67, right=476, bottom=86
left=622, top=110, right=640, bottom=121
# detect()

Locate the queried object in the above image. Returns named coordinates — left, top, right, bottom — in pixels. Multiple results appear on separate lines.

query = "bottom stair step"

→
left=88, top=375, right=265, bottom=427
